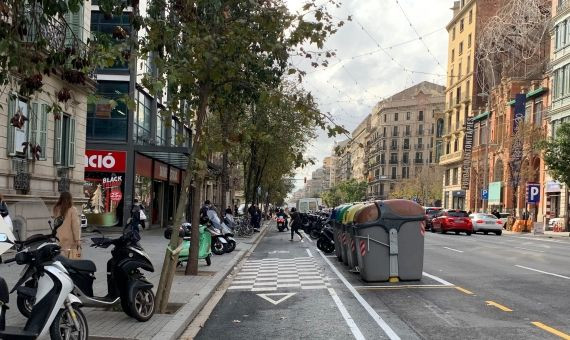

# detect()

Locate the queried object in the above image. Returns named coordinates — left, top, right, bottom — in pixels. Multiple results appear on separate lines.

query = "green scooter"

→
left=166, top=222, right=212, bottom=266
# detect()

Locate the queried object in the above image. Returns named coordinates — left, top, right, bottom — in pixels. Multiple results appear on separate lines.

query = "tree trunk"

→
left=220, top=151, right=228, bottom=213
left=186, top=175, right=203, bottom=275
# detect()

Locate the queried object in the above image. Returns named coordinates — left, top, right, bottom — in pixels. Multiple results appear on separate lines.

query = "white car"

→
left=498, top=212, right=510, bottom=225
left=469, top=213, right=503, bottom=235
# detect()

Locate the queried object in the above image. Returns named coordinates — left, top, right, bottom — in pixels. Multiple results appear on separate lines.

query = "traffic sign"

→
left=481, top=189, right=488, bottom=200
left=527, top=183, right=540, bottom=204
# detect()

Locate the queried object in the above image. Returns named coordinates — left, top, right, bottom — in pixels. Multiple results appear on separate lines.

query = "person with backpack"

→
left=289, top=207, right=303, bottom=242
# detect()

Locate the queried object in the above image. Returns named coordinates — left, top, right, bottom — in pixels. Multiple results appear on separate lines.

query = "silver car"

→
left=469, top=213, right=503, bottom=235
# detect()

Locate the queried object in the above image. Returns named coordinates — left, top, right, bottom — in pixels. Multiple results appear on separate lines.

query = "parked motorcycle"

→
left=17, top=222, right=156, bottom=322
left=207, top=209, right=235, bottom=253
left=316, top=225, right=335, bottom=254
left=0, top=218, right=89, bottom=339
left=177, top=223, right=212, bottom=266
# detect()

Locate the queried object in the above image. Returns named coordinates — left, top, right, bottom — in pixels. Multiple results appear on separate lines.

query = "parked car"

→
left=424, top=207, right=443, bottom=230
left=498, top=212, right=510, bottom=225
left=469, top=213, right=503, bottom=235
left=431, top=209, right=473, bottom=235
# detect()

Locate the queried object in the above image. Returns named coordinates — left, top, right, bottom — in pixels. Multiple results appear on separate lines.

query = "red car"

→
left=431, top=209, right=473, bottom=235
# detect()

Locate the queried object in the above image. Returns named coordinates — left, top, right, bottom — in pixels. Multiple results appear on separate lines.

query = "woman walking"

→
left=0, top=194, right=12, bottom=232
left=53, top=192, right=81, bottom=259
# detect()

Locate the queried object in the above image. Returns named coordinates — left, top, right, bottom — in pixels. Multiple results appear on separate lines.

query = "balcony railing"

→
left=389, top=159, right=398, bottom=164
left=402, top=159, right=409, bottom=164
left=415, top=144, right=424, bottom=150
left=403, top=144, right=410, bottom=150
left=414, top=158, right=424, bottom=164
left=390, top=144, right=399, bottom=150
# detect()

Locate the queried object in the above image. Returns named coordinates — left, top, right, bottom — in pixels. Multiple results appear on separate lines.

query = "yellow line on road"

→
left=455, top=287, right=474, bottom=295
left=485, top=300, right=513, bottom=312
left=531, top=322, right=570, bottom=339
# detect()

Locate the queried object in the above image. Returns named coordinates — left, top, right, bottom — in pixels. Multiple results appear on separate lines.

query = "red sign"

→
left=85, top=150, right=126, bottom=172
left=154, top=162, right=168, bottom=181
left=110, top=190, right=123, bottom=202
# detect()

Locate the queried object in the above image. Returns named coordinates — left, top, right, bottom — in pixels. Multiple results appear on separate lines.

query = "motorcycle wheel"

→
left=128, top=287, right=155, bottom=322
left=317, top=238, right=325, bottom=251
left=17, top=279, right=36, bottom=318
left=323, top=242, right=335, bottom=254
left=206, top=255, right=212, bottom=266
left=309, top=229, right=320, bottom=239
left=164, top=228, right=172, bottom=240
left=212, top=240, right=225, bottom=255
left=225, top=240, right=236, bottom=253
left=49, top=303, right=89, bottom=340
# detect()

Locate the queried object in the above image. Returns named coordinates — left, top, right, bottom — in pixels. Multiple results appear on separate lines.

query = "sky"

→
left=286, top=0, right=452, bottom=192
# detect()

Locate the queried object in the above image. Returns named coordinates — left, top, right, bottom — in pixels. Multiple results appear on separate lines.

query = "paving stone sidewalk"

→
left=0, top=222, right=269, bottom=340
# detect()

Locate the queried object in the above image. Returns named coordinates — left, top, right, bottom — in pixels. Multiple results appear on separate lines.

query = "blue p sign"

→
left=527, top=184, right=540, bottom=204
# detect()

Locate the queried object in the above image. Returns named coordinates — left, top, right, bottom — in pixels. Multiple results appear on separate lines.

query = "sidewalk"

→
left=0, top=222, right=270, bottom=340
left=503, top=230, right=570, bottom=239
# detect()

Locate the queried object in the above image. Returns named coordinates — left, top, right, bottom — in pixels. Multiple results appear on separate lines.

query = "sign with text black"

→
left=461, top=117, right=474, bottom=190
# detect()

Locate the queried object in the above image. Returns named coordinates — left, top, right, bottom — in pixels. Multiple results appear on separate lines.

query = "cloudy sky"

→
left=286, top=0, right=453, bottom=193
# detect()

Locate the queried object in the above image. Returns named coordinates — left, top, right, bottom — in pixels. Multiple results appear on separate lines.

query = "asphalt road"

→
left=195, top=225, right=570, bottom=339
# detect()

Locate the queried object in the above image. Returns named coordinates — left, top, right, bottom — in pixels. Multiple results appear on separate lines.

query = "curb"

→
left=152, top=222, right=271, bottom=340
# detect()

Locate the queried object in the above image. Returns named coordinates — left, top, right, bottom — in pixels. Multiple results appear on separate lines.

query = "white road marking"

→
left=515, top=265, right=570, bottom=280
left=257, top=292, right=296, bottom=305
left=306, top=249, right=313, bottom=257
left=443, top=246, right=464, bottom=253
left=302, top=231, right=313, bottom=242
left=319, top=250, right=401, bottom=340
left=422, top=272, right=454, bottom=286
left=518, top=236, right=565, bottom=244
left=327, top=288, right=366, bottom=340
left=514, top=247, right=545, bottom=253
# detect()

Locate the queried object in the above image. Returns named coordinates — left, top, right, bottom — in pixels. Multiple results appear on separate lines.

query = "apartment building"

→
left=548, top=0, right=570, bottom=230
left=440, top=0, right=503, bottom=209
left=366, top=82, right=445, bottom=200
left=1, top=5, right=92, bottom=237
left=349, top=116, right=371, bottom=182
left=334, top=140, right=351, bottom=184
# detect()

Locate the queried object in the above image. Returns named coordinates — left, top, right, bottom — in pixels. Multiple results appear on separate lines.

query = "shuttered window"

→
left=67, top=117, right=76, bottom=167
left=39, top=104, right=47, bottom=160
left=6, top=96, right=16, bottom=156
left=64, top=4, right=84, bottom=44
left=54, top=117, right=62, bottom=165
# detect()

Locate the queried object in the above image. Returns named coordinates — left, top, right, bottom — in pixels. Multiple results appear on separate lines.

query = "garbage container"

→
left=338, top=204, right=353, bottom=264
left=331, top=206, right=343, bottom=260
left=353, top=199, right=425, bottom=282
left=345, top=203, right=365, bottom=271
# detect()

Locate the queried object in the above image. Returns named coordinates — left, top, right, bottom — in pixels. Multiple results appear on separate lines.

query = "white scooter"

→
left=0, top=218, right=88, bottom=339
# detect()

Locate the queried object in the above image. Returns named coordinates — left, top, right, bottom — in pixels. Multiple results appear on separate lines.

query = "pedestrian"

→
left=0, top=194, right=12, bottom=232
left=201, top=200, right=212, bottom=220
left=131, top=199, right=147, bottom=230
left=289, top=207, right=303, bottom=241
left=234, top=204, right=239, bottom=216
left=492, top=209, right=501, bottom=219
left=255, top=205, right=262, bottom=231
left=53, top=192, right=81, bottom=259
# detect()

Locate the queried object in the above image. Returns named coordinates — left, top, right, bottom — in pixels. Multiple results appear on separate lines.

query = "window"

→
left=445, top=169, right=450, bottom=186
left=87, top=81, right=129, bottom=140
left=418, top=137, right=423, bottom=147
left=54, top=114, right=76, bottom=167
left=403, top=152, right=409, bottom=163
left=384, top=114, right=387, bottom=123
left=452, top=26, right=456, bottom=40
left=458, top=62, right=462, bottom=79
left=451, top=49, right=455, bottom=62
left=467, top=56, right=471, bottom=73
left=452, top=168, right=459, bottom=185
left=6, top=98, right=48, bottom=160
left=418, top=110, right=424, bottom=121
left=460, top=18, right=464, bottom=32
left=390, top=153, right=398, bottom=162
left=394, top=112, right=399, bottom=121
left=469, top=10, right=472, bottom=24
left=459, top=42, right=463, bottom=55
left=29, top=102, right=48, bottom=160
left=474, top=124, right=480, bottom=147
left=415, top=152, right=423, bottom=161
left=467, top=34, right=472, bottom=48
left=454, top=138, right=459, bottom=152
left=90, top=11, right=131, bottom=70
left=456, top=86, right=461, bottom=104
left=402, top=167, right=409, bottom=179
left=391, top=167, right=397, bottom=179
left=6, top=97, right=29, bottom=156
left=466, top=81, right=471, bottom=100
left=404, top=139, right=410, bottom=149
left=446, top=141, right=451, bottom=154
left=135, top=90, right=152, bottom=144
left=406, top=112, right=411, bottom=120
left=383, top=126, right=387, bottom=137
left=392, top=126, right=398, bottom=137
left=418, top=125, right=424, bottom=136
left=405, top=125, right=411, bottom=136
left=534, top=101, right=543, bottom=125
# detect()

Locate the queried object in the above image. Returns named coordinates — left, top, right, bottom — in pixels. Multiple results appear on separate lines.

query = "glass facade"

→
left=87, top=81, right=129, bottom=141
left=135, top=90, right=152, bottom=144
left=90, top=11, right=131, bottom=71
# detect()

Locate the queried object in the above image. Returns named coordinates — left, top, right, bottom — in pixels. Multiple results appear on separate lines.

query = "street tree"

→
left=321, top=179, right=367, bottom=206
left=141, top=0, right=344, bottom=312
left=389, top=167, right=443, bottom=205
left=541, top=122, right=570, bottom=187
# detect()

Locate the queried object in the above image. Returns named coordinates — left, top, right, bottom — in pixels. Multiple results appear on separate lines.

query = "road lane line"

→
left=327, top=288, right=366, bottom=340
left=514, top=246, right=545, bottom=253
left=422, top=272, right=454, bottom=286
left=518, top=236, right=565, bottom=244
left=515, top=265, right=570, bottom=280
left=455, top=287, right=474, bottom=295
left=443, top=246, right=464, bottom=253
left=301, top=231, right=313, bottom=242
left=531, top=322, right=570, bottom=339
left=319, top=250, right=401, bottom=340
left=306, top=249, right=313, bottom=257
left=485, top=301, right=513, bottom=312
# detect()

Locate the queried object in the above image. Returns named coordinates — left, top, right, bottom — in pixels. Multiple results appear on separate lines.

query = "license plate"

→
left=485, top=221, right=495, bottom=224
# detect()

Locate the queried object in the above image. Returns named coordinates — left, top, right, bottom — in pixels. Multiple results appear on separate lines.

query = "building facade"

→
left=334, top=140, right=351, bottom=184
left=548, top=0, right=570, bottom=230
left=349, top=117, right=370, bottom=182
left=366, top=82, right=445, bottom=200
left=1, top=6, right=93, bottom=237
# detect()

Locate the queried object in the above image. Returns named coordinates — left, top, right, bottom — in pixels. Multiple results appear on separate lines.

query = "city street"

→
left=193, top=226, right=570, bottom=339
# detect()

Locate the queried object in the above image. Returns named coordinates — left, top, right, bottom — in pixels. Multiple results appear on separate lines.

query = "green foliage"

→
left=322, top=179, right=367, bottom=206
left=542, top=122, right=570, bottom=186
left=388, top=167, right=443, bottom=206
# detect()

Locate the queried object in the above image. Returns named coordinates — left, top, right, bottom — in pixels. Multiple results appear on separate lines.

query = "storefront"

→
left=488, top=181, right=503, bottom=211
left=83, top=150, right=127, bottom=227
left=451, top=190, right=465, bottom=209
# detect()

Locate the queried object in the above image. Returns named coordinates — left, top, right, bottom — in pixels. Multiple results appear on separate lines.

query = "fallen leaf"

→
left=232, top=320, right=241, bottom=323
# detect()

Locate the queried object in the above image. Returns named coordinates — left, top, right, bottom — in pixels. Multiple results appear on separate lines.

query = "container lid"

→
left=353, top=202, right=379, bottom=224
left=336, top=204, right=352, bottom=222
left=378, top=199, right=424, bottom=219
left=344, top=203, right=365, bottom=224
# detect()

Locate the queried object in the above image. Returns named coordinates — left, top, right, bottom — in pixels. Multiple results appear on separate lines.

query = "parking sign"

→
left=481, top=189, right=488, bottom=200
left=526, top=184, right=540, bottom=204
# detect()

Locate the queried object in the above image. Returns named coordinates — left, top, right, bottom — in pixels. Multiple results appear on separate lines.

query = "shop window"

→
left=87, top=81, right=129, bottom=141
left=83, top=173, right=125, bottom=227
left=534, top=101, right=543, bottom=125
left=54, top=114, right=76, bottom=167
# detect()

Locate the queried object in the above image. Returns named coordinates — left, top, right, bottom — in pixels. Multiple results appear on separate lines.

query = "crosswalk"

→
left=228, top=256, right=330, bottom=291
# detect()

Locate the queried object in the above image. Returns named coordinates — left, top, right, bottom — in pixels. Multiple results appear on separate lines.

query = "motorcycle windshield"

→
left=207, top=209, right=223, bottom=229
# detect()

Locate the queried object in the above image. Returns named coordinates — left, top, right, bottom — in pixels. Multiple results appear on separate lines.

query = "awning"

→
left=546, top=180, right=562, bottom=193
left=507, top=87, right=548, bottom=106
left=473, top=111, right=490, bottom=122
left=136, top=145, right=190, bottom=170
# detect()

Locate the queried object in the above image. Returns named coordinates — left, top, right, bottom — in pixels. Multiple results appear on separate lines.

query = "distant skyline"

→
left=286, top=0, right=452, bottom=192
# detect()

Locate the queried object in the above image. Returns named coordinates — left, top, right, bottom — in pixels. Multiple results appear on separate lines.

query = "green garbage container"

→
left=331, top=206, right=344, bottom=260
left=345, top=203, right=365, bottom=271
left=338, top=204, right=352, bottom=264
left=353, top=199, right=425, bottom=282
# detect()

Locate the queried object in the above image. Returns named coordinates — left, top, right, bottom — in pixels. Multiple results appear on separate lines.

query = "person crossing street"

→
left=289, top=207, right=303, bottom=242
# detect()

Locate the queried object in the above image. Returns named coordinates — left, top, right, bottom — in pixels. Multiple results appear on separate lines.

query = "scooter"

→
left=206, top=222, right=228, bottom=255
left=276, top=216, right=287, bottom=232
left=206, top=210, right=235, bottom=253
left=176, top=223, right=212, bottom=266
left=316, top=224, right=335, bottom=254
left=16, top=222, right=156, bottom=322
left=0, top=223, right=89, bottom=339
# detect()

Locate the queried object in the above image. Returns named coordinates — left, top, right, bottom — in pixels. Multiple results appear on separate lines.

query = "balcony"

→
left=414, top=158, right=424, bottom=164
left=415, top=144, right=424, bottom=150
left=439, top=150, right=463, bottom=166
left=403, top=144, right=410, bottom=150
left=390, top=144, right=399, bottom=151
left=389, top=159, right=398, bottom=164
left=402, top=159, right=409, bottom=165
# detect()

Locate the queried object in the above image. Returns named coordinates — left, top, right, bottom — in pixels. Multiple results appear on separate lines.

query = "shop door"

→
left=166, top=184, right=178, bottom=225
left=152, top=181, right=164, bottom=225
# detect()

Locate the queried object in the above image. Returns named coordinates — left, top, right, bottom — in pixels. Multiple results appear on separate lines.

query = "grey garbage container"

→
left=353, top=199, right=425, bottom=282
left=347, top=224, right=360, bottom=271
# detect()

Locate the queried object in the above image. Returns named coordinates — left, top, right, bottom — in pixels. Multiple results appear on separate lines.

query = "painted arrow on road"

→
left=257, top=293, right=296, bottom=305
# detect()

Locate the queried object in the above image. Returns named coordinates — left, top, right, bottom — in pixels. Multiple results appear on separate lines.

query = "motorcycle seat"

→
left=55, top=255, right=96, bottom=273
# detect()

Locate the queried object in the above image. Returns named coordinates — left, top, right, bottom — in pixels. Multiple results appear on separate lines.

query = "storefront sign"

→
left=135, top=154, right=152, bottom=178
left=110, top=190, right=123, bottom=202
left=488, top=182, right=502, bottom=205
left=170, top=168, right=180, bottom=184
left=546, top=181, right=561, bottom=193
left=510, top=94, right=526, bottom=188
left=102, top=175, right=123, bottom=188
left=461, top=117, right=474, bottom=190
left=526, top=183, right=540, bottom=204
left=154, top=162, right=168, bottom=181
left=85, top=150, right=126, bottom=172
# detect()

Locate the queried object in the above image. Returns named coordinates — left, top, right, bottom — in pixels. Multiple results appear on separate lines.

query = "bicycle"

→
left=235, top=216, right=254, bottom=237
